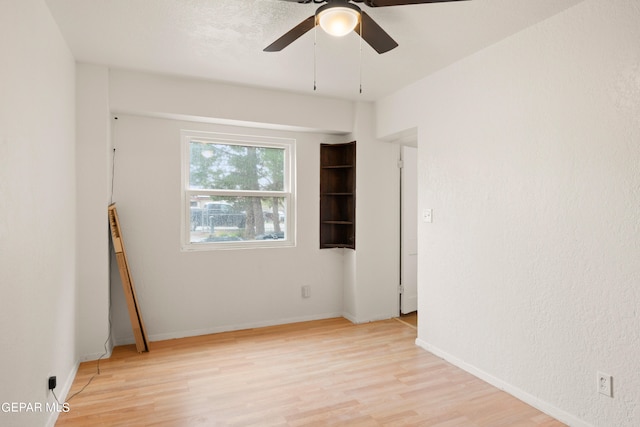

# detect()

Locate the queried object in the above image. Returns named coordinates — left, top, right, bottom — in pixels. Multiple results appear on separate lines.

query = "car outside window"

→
left=181, top=131, right=295, bottom=250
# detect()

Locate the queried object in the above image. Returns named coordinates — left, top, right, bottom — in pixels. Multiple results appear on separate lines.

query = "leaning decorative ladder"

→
left=108, top=204, right=150, bottom=353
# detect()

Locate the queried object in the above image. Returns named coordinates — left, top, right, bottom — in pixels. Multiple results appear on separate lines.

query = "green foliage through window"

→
left=182, top=132, right=294, bottom=250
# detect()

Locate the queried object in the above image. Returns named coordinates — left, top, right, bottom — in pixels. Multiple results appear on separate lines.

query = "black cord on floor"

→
left=58, top=283, right=113, bottom=403
left=51, top=389, right=61, bottom=405
left=51, top=145, right=117, bottom=405
left=66, top=294, right=113, bottom=403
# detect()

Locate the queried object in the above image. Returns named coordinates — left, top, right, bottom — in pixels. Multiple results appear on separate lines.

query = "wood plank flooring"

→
left=397, top=312, right=417, bottom=329
left=56, top=318, right=564, bottom=426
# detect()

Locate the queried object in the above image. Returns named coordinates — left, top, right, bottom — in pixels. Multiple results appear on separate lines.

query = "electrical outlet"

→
left=301, top=285, right=311, bottom=298
left=48, top=376, right=57, bottom=390
left=597, top=372, right=612, bottom=397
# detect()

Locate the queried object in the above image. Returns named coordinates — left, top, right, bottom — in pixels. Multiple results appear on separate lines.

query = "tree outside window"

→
left=182, top=131, right=294, bottom=250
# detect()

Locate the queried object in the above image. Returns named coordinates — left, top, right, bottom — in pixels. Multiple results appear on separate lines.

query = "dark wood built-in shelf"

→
left=322, top=221, right=353, bottom=225
left=320, top=141, right=356, bottom=249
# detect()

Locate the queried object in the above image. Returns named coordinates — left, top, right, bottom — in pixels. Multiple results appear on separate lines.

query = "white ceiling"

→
left=46, top=0, right=584, bottom=101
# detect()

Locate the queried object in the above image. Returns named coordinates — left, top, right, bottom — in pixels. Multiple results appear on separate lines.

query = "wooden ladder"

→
left=108, top=204, right=149, bottom=353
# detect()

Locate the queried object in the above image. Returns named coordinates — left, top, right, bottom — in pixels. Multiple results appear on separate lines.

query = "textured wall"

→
left=377, top=0, right=640, bottom=426
left=109, top=115, right=346, bottom=343
left=102, top=70, right=401, bottom=342
left=108, top=69, right=355, bottom=134
left=343, top=102, right=400, bottom=323
left=0, top=1, right=77, bottom=426
left=75, top=64, right=112, bottom=361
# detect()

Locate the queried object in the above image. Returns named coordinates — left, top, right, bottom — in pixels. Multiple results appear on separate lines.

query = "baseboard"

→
left=78, top=346, right=113, bottom=363
left=415, top=338, right=591, bottom=427
left=342, top=312, right=397, bottom=325
left=342, top=312, right=357, bottom=324
left=113, top=312, right=345, bottom=345
left=45, top=360, right=79, bottom=427
left=77, top=329, right=114, bottom=362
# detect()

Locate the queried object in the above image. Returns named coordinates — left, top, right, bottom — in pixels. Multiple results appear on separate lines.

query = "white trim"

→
left=113, top=312, right=344, bottom=345
left=78, top=332, right=114, bottom=362
left=415, top=338, right=592, bottom=427
left=342, top=312, right=357, bottom=324
left=78, top=347, right=113, bottom=363
left=186, top=129, right=297, bottom=148
left=180, top=130, right=296, bottom=251
left=186, top=189, right=288, bottom=198
left=45, top=361, right=79, bottom=427
left=342, top=312, right=396, bottom=325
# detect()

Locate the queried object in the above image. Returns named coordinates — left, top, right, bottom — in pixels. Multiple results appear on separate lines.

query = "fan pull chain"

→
left=313, top=22, right=317, bottom=91
left=359, top=17, right=363, bottom=94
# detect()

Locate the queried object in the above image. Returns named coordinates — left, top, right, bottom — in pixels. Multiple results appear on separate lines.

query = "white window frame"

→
left=180, top=130, right=296, bottom=251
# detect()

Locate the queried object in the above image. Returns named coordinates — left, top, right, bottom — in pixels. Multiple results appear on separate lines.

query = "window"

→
left=181, top=131, right=295, bottom=250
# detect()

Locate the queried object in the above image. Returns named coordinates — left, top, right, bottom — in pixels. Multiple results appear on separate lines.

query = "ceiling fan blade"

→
left=264, top=15, right=316, bottom=52
left=354, top=10, right=398, bottom=54
left=363, top=0, right=469, bottom=7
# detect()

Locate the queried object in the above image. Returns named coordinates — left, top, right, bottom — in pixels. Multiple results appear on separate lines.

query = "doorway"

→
left=400, top=145, right=418, bottom=317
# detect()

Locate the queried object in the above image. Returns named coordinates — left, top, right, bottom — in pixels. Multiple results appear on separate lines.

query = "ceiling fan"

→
left=264, top=0, right=469, bottom=54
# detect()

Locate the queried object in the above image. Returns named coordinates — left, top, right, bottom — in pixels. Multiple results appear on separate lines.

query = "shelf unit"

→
left=320, top=141, right=356, bottom=249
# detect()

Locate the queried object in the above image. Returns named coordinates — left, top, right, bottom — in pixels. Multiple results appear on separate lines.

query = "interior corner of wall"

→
left=342, top=312, right=358, bottom=324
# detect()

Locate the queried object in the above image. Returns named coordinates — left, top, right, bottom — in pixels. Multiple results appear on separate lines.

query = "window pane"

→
left=189, top=195, right=286, bottom=243
left=190, top=142, right=285, bottom=191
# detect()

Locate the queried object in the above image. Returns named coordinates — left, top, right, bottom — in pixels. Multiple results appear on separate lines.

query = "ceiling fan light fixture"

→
left=317, top=6, right=360, bottom=37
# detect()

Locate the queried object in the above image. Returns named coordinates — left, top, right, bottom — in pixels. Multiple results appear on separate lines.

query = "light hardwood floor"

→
left=397, top=312, right=417, bottom=329
left=56, top=318, right=564, bottom=426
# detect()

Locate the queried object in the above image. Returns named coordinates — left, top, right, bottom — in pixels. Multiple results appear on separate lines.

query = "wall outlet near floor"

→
left=301, top=285, right=311, bottom=298
left=597, top=372, right=613, bottom=397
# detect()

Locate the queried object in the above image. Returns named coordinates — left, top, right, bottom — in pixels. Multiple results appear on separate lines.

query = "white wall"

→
left=0, top=1, right=77, bottom=426
left=109, top=69, right=355, bottom=134
left=376, top=0, right=640, bottom=426
left=76, top=64, right=112, bottom=360
left=109, top=115, right=345, bottom=343
left=343, top=102, right=401, bottom=323
left=92, top=70, right=401, bottom=343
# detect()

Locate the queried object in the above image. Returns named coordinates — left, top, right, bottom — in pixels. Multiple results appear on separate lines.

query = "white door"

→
left=401, top=145, right=418, bottom=314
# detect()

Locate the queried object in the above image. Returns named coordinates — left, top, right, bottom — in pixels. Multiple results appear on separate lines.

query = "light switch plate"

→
left=423, top=209, right=433, bottom=223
